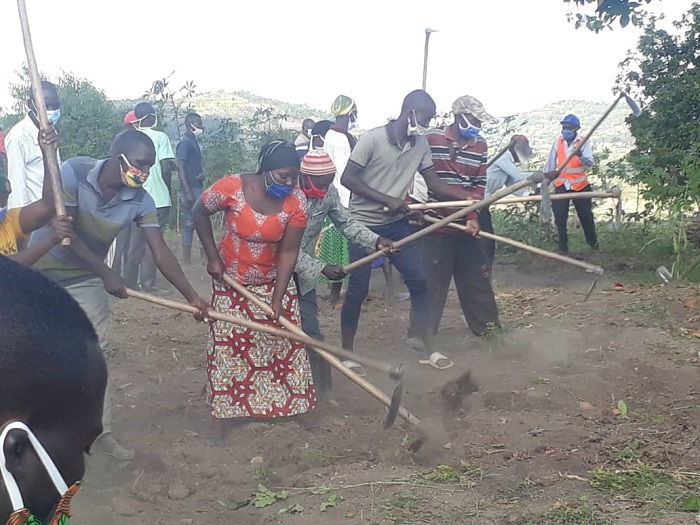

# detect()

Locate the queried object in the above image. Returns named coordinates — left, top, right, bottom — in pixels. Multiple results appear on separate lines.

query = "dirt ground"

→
left=72, top=250, right=700, bottom=525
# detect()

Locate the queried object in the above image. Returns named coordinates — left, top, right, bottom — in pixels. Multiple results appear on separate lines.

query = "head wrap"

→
left=311, top=120, right=333, bottom=137
left=331, top=95, right=356, bottom=117
left=452, top=95, right=495, bottom=123
left=257, top=140, right=300, bottom=174
left=300, top=150, right=336, bottom=177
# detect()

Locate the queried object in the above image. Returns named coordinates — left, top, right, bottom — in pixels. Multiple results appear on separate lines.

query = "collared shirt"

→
left=5, top=115, right=61, bottom=208
left=176, top=133, right=204, bottom=190
left=485, top=151, right=529, bottom=197
left=544, top=134, right=594, bottom=172
left=416, top=127, right=487, bottom=229
left=295, top=185, right=378, bottom=296
left=138, top=128, right=175, bottom=208
left=347, top=123, right=433, bottom=226
left=324, top=129, right=353, bottom=207
left=33, top=157, right=159, bottom=286
left=424, top=126, right=487, bottom=201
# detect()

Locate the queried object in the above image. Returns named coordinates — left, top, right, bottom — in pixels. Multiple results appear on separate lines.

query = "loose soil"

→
left=73, top=250, right=700, bottom=525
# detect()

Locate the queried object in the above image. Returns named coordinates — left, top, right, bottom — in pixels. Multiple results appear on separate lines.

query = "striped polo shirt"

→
left=33, top=156, right=159, bottom=285
left=424, top=126, right=488, bottom=228
left=425, top=126, right=488, bottom=200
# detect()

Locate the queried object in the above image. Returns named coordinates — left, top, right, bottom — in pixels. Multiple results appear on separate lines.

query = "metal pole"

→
left=422, top=30, right=431, bottom=90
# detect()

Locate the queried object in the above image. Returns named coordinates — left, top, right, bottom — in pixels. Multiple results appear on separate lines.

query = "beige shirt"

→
left=347, top=124, right=433, bottom=226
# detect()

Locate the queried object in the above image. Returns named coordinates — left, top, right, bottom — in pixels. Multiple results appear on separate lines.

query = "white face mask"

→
left=407, top=110, right=427, bottom=137
left=0, top=421, right=75, bottom=523
left=191, top=126, right=203, bottom=137
left=348, top=114, right=358, bottom=131
left=134, top=114, right=157, bottom=130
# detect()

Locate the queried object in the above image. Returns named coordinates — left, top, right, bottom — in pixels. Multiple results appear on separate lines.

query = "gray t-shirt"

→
left=346, top=124, right=433, bottom=226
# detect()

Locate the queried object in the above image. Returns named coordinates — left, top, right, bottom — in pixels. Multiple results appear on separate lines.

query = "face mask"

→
left=46, top=109, right=61, bottom=126
left=407, top=110, right=427, bottom=137
left=120, top=154, right=149, bottom=188
left=458, top=116, right=480, bottom=140
left=300, top=176, right=328, bottom=200
left=134, top=114, right=157, bottom=130
left=0, top=421, right=80, bottom=525
left=264, top=172, right=294, bottom=199
left=0, top=207, right=8, bottom=223
left=562, top=129, right=576, bottom=142
left=191, top=126, right=203, bottom=137
left=347, top=115, right=358, bottom=132
left=458, top=125, right=479, bottom=140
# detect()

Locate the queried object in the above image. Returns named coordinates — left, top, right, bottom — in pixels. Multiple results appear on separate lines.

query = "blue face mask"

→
left=264, top=172, right=294, bottom=199
left=562, top=129, right=576, bottom=142
left=0, top=207, right=7, bottom=223
left=459, top=125, right=479, bottom=140
left=46, top=109, right=61, bottom=126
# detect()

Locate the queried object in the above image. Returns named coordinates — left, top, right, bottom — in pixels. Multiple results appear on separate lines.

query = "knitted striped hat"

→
left=300, top=150, right=336, bottom=176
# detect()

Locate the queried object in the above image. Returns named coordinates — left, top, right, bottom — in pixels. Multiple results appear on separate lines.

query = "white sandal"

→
left=419, top=351, right=454, bottom=370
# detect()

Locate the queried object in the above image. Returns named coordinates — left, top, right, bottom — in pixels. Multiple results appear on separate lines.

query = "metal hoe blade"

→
left=624, top=94, right=642, bottom=117
left=384, top=381, right=404, bottom=429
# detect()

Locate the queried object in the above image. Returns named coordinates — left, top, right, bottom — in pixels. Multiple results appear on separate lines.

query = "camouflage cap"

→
left=451, top=95, right=495, bottom=123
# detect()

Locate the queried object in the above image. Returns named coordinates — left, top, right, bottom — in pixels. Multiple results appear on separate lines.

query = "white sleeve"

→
left=325, top=132, right=353, bottom=207
left=6, top=134, right=29, bottom=209
left=543, top=141, right=557, bottom=173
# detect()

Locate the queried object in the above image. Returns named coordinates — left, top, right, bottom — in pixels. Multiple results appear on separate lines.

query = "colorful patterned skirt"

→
left=317, top=218, right=349, bottom=284
left=207, top=279, right=316, bottom=419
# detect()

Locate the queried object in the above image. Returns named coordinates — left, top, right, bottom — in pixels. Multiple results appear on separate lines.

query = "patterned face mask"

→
left=120, top=154, right=149, bottom=188
left=0, top=422, right=80, bottom=525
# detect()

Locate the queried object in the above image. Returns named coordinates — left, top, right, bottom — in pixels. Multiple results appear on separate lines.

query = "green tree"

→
left=564, top=0, right=655, bottom=31
left=3, top=67, right=121, bottom=159
left=617, top=4, right=700, bottom=213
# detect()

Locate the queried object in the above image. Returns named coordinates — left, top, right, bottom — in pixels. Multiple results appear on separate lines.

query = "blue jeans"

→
left=179, top=186, right=203, bottom=247
left=341, top=218, right=428, bottom=339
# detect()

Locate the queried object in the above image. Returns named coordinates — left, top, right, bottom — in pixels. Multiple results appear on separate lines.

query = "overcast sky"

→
left=0, top=0, right=692, bottom=127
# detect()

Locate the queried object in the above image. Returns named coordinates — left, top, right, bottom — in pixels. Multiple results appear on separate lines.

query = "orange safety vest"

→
left=554, top=136, right=589, bottom=191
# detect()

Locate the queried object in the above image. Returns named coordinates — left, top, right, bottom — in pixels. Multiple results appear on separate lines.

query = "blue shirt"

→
left=176, top=133, right=204, bottom=190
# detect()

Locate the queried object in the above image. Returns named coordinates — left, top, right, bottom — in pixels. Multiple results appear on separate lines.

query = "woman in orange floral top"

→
left=193, top=140, right=315, bottom=423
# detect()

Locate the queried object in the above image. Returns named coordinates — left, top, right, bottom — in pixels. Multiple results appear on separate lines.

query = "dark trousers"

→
left=552, top=184, right=597, bottom=252
left=479, top=207, right=495, bottom=269
left=296, top=282, right=332, bottom=398
left=341, top=219, right=429, bottom=341
left=123, top=207, right=170, bottom=289
left=423, top=234, right=500, bottom=337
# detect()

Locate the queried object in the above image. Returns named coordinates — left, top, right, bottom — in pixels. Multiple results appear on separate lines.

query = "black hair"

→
left=302, top=118, right=315, bottom=128
left=0, top=258, right=106, bottom=427
left=28, top=81, right=58, bottom=103
left=109, top=129, right=156, bottom=158
left=400, top=89, right=436, bottom=116
left=184, top=113, right=202, bottom=127
left=311, top=120, right=333, bottom=137
left=134, top=102, right=156, bottom=119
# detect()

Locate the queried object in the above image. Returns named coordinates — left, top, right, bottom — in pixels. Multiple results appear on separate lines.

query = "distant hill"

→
left=192, top=90, right=330, bottom=127
left=128, top=91, right=634, bottom=159
left=486, top=99, right=634, bottom=160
